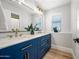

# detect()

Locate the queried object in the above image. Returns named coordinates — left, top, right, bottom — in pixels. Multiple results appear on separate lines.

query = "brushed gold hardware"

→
left=28, top=53, right=30, bottom=59
left=21, top=45, right=32, bottom=50
left=24, top=53, right=30, bottom=59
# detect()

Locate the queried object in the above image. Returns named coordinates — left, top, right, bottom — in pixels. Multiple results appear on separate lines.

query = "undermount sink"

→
left=20, top=34, right=35, bottom=39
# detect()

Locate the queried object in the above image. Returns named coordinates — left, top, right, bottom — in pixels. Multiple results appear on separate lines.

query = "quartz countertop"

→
left=0, top=32, right=51, bottom=49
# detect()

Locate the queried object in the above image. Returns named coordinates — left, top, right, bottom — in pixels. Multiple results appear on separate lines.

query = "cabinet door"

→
left=0, top=40, right=35, bottom=59
left=0, top=51, right=13, bottom=59
left=33, top=38, right=39, bottom=59
left=20, top=43, right=35, bottom=59
left=0, top=46, right=17, bottom=59
left=13, top=40, right=35, bottom=59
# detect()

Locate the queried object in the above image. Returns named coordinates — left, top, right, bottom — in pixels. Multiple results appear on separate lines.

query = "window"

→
left=33, top=15, right=43, bottom=31
left=52, top=16, right=61, bottom=32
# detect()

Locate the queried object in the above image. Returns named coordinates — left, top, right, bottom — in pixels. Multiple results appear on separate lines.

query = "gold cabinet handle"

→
left=21, top=45, right=32, bottom=51
left=24, top=53, right=30, bottom=59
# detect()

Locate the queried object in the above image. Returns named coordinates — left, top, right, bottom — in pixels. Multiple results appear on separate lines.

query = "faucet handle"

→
left=19, top=34, right=23, bottom=37
left=7, top=35, right=13, bottom=38
left=11, top=28, right=20, bottom=32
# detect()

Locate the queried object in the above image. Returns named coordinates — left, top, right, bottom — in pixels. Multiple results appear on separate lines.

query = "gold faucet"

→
left=12, top=28, right=19, bottom=37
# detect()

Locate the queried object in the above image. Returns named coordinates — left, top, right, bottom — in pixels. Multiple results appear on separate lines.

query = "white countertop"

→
left=0, top=32, right=51, bottom=49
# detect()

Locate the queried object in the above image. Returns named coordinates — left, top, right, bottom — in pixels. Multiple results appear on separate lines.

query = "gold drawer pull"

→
left=24, top=53, right=30, bottom=59
left=21, top=45, right=32, bottom=50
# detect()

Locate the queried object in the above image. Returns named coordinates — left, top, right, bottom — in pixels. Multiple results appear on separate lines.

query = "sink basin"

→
left=20, top=35, right=35, bottom=39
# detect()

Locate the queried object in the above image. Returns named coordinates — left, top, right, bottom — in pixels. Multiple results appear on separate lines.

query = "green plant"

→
left=25, top=24, right=39, bottom=35
left=25, top=25, right=31, bottom=31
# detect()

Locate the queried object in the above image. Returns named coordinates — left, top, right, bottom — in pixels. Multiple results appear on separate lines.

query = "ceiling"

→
left=35, top=0, right=71, bottom=10
left=1, top=0, right=71, bottom=13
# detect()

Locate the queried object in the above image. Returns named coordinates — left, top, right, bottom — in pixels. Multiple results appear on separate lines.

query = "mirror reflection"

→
left=0, top=0, right=43, bottom=33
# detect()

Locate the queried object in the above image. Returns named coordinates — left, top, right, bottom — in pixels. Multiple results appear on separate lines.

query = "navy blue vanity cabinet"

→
left=47, top=34, right=51, bottom=49
left=0, top=39, right=35, bottom=59
left=0, top=48, right=14, bottom=59
left=13, top=40, right=35, bottom=59
left=32, top=37, right=41, bottom=59
left=0, top=44, right=22, bottom=59
left=37, top=34, right=51, bottom=59
left=19, top=40, right=35, bottom=59
left=0, top=34, right=51, bottom=59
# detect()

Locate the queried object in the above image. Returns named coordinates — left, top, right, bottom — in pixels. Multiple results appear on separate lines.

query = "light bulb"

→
left=18, top=0, right=24, bottom=2
left=12, top=0, right=15, bottom=1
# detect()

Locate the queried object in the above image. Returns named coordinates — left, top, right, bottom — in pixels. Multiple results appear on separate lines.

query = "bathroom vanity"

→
left=0, top=33, right=51, bottom=59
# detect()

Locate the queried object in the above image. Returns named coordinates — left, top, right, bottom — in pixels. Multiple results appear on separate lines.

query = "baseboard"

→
left=51, top=44, right=72, bottom=53
left=71, top=50, right=77, bottom=59
left=51, top=44, right=76, bottom=59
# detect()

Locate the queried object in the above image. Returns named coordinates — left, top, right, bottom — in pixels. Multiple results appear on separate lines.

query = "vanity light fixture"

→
left=18, top=0, right=24, bottom=4
left=11, top=0, right=24, bottom=4
left=10, top=0, right=43, bottom=14
left=19, top=1, right=43, bottom=14
left=37, top=5, right=43, bottom=12
left=11, top=0, right=16, bottom=1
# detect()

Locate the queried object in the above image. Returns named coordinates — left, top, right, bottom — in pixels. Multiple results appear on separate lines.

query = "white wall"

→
left=52, top=33, right=72, bottom=48
left=1, top=0, right=32, bottom=31
left=45, top=4, right=71, bottom=32
left=71, top=0, right=79, bottom=38
left=71, top=0, right=77, bottom=39
left=71, top=0, right=79, bottom=58
left=44, top=4, right=72, bottom=50
left=0, top=1, right=6, bottom=30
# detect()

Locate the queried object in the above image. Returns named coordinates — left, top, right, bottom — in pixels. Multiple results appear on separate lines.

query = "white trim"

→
left=51, top=44, right=72, bottom=53
left=51, top=44, right=76, bottom=59
left=71, top=50, right=77, bottom=59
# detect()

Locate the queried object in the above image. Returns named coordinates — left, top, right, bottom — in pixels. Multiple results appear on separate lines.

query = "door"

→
left=21, top=44, right=35, bottom=59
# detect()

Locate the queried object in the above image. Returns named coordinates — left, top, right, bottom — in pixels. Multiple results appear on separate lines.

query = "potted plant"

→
left=25, top=25, right=31, bottom=34
left=25, top=24, right=39, bottom=35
